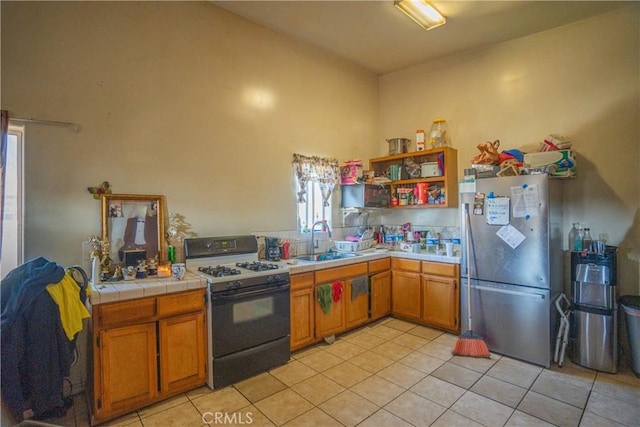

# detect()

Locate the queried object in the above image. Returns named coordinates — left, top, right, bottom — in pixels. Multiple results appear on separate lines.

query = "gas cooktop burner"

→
left=236, top=261, right=280, bottom=272
left=198, top=265, right=242, bottom=277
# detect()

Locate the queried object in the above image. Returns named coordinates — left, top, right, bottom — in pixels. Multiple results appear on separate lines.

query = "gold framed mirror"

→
left=101, top=194, right=166, bottom=264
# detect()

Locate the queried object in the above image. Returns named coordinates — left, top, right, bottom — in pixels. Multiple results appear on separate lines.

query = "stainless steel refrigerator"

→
left=460, top=174, right=563, bottom=367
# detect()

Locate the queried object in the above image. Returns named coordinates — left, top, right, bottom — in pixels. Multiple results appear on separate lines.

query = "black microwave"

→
left=340, top=184, right=390, bottom=208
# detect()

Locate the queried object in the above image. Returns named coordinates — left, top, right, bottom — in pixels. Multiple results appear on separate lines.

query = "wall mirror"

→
left=101, top=194, right=166, bottom=264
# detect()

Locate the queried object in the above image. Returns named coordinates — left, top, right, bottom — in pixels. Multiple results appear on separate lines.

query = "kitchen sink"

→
left=296, top=252, right=360, bottom=262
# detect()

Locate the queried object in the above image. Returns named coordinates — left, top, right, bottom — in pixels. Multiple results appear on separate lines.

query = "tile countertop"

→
left=89, top=272, right=207, bottom=305
left=89, top=251, right=460, bottom=304
left=285, top=249, right=460, bottom=274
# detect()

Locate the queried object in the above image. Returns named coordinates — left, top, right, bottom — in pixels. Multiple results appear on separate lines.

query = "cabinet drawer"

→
left=315, top=262, right=368, bottom=284
left=291, top=272, right=314, bottom=290
left=392, top=258, right=421, bottom=273
left=157, top=289, right=204, bottom=317
left=97, top=297, right=157, bottom=328
left=422, top=261, right=458, bottom=277
left=369, top=258, right=391, bottom=274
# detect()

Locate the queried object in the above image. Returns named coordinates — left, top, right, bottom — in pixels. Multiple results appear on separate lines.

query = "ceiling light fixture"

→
left=394, top=0, right=446, bottom=31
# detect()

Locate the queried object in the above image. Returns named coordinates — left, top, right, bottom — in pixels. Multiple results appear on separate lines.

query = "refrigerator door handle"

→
left=474, top=285, right=546, bottom=300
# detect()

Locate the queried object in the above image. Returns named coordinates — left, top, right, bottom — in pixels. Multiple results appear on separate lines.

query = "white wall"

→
left=1, top=1, right=380, bottom=268
left=378, top=6, right=640, bottom=296
left=2, top=2, right=638, bottom=295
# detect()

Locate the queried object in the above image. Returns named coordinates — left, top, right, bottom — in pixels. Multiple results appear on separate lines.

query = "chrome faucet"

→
left=311, top=220, right=332, bottom=256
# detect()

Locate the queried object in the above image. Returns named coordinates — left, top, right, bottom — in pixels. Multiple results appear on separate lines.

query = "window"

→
left=296, top=179, right=331, bottom=233
left=292, top=154, right=340, bottom=234
left=1, top=125, right=24, bottom=279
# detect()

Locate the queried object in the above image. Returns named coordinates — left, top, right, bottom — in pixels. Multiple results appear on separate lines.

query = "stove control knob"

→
left=225, top=282, right=234, bottom=290
left=234, top=281, right=242, bottom=289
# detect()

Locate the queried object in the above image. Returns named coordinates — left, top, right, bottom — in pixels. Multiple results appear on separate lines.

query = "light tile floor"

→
left=40, top=318, right=639, bottom=426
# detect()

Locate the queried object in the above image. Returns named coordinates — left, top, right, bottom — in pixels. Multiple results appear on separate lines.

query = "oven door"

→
left=210, top=282, right=290, bottom=357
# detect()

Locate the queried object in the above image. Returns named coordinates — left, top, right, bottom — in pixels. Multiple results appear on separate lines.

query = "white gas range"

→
left=184, top=235, right=291, bottom=389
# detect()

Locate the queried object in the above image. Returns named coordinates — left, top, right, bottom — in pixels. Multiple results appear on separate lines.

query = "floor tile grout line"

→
left=515, top=364, right=588, bottom=427
left=57, top=317, right=639, bottom=427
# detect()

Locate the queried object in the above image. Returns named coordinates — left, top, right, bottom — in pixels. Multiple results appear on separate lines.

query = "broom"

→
left=453, top=204, right=490, bottom=358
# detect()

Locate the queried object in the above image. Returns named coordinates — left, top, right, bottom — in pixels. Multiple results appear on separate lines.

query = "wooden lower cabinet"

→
left=315, top=286, right=346, bottom=338
left=422, top=275, right=458, bottom=331
left=346, top=279, right=369, bottom=328
left=370, top=270, right=391, bottom=320
left=391, top=259, right=460, bottom=333
left=159, top=311, right=206, bottom=393
left=290, top=272, right=315, bottom=351
left=289, top=257, right=458, bottom=351
left=91, top=289, right=206, bottom=425
left=391, top=270, right=421, bottom=320
left=99, top=323, right=158, bottom=415
left=315, top=262, right=367, bottom=339
left=292, top=263, right=375, bottom=349
left=421, top=261, right=459, bottom=333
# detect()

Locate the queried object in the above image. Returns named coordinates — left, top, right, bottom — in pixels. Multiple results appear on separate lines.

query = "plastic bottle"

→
left=573, top=224, right=584, bottom=252
left=426, top=230, right=439, bottom=254
left=429, top=118, right=450, bottom=148
left=439, top=228, right=451, bottom=254
left=451, top=229, right=461, bottom=257
left=568, top=223, right=579, bottom=251
left=583, top=228, right=593, bottom=252
left=416, top=129, right=426, bottom=151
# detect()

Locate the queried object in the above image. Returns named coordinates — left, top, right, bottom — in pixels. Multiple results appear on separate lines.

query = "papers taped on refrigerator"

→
left=497, top=224, right=526, bottom=249
left=511, top=184, right=540, bottom=218
left=486, top=197, right=510, bottom=225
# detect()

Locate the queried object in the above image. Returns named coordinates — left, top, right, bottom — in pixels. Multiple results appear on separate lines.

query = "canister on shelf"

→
left=429, top=118, right=450, bottom=148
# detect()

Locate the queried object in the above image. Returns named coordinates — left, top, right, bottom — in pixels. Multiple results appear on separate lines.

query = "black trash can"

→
left=619, top=295, right=640, bottom=376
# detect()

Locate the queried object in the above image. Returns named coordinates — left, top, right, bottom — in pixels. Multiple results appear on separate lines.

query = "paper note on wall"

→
left=486, top=197, right=510, bottom=225
left=497, top=224, right=526, bottom=249
left=511, top=184, right=540, bottom=218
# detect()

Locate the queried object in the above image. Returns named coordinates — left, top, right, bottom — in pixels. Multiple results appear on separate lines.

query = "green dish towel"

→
left=317, top=283, right=332, bottom=314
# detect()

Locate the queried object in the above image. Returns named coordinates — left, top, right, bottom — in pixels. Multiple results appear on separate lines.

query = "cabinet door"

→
left=291, top=287, right=315, bottom=350
left=346, top=279, right=369, bottom=329
left=99, top=323, right=158, bottom=416
left=391, top=270, right=421, bottom=320
left=371, top=270, right=391, bottom=320
left=422, top=275, right=458, bottom=332
left=315, top=284, right=346, bottom=338
left=159, top=311, right=206, bottom=394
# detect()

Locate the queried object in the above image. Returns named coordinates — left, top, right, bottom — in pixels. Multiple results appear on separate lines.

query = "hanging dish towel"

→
left=332, top=280, right=344, bottom=303
left=317, top=284, right=332, bottom=314
left=351, top=276, right=368, bottom=300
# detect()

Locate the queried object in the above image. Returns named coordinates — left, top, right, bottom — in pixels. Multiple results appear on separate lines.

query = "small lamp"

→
left=394, top=0, right=446, bottom=31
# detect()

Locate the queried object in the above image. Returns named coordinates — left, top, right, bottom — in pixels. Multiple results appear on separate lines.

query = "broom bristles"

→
left=452, top=330, right=491, bottom=358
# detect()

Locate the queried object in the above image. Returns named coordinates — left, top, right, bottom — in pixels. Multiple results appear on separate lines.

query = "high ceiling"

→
left=213, top=1, right=633, bottom=75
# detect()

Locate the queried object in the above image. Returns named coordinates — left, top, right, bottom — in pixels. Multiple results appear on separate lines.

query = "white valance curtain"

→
left=292, top=153, right=340, bottom=207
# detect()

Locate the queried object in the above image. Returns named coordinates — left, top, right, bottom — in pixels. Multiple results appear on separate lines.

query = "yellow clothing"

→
left=46, top=272, right=91, bottom=340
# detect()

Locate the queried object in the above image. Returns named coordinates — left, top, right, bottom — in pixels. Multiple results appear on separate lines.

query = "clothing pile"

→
left=1, top=257, right=90, bottom=421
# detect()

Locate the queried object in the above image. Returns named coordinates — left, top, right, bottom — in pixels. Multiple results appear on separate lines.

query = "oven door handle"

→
left=212, top=284, right=290, bottom=302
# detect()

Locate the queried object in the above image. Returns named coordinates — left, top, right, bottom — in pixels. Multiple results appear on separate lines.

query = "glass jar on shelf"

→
left=429, top=118, right=450, bottom=148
